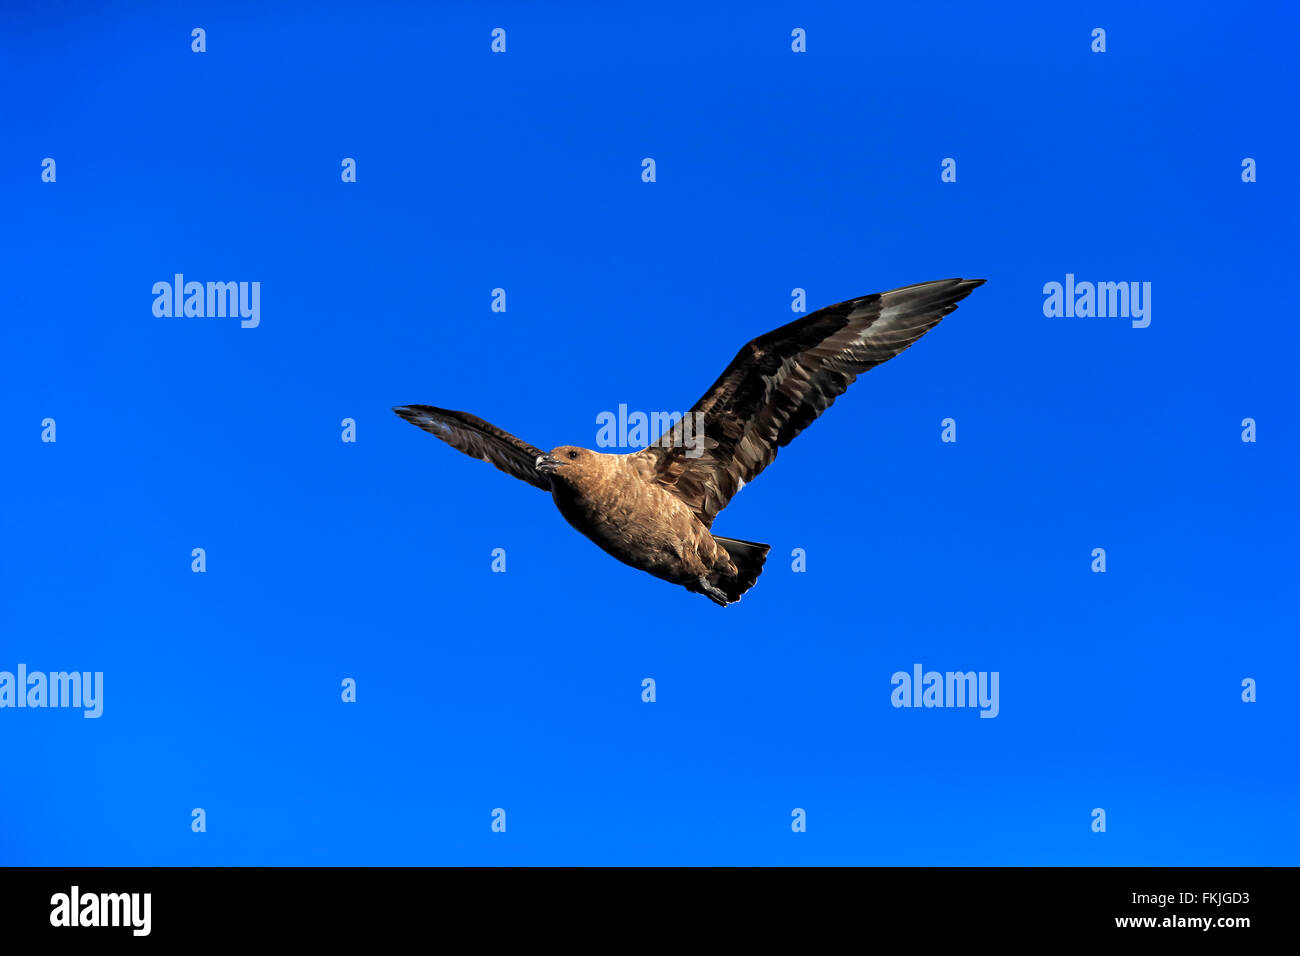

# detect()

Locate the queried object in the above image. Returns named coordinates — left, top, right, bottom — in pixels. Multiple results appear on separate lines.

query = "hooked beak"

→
left=535, top=454, right=561, bottom=476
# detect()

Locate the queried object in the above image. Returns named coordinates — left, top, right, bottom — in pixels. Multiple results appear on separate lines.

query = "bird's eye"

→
left=568, top=450, right=579, bottom=459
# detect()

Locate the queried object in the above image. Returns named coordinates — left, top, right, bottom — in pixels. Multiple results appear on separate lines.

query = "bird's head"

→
left=536, top=445, right=602, bottom=485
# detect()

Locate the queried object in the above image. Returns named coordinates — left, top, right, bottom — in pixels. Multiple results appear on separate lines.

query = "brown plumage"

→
left=395, top=277, right=985, bottom=605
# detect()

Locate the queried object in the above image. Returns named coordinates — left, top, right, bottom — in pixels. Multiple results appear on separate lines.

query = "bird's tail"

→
left=711, top=535, right=771, bottom=604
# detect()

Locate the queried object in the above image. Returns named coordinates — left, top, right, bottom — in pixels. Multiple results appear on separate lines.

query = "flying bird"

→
left=395, top=278, right=984, bottom=605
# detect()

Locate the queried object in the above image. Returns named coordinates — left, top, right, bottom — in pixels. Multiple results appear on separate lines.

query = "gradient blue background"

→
left=2, top=1, right=1296, bottom=865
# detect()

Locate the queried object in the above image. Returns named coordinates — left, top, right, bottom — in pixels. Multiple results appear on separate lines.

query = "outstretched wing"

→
left=393, top=405, right=552, bottom=491
left=635, top=278, right=985, bottom=527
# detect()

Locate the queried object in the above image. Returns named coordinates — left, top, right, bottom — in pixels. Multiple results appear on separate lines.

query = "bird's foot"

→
left=697, top=576, right=731, bottom=607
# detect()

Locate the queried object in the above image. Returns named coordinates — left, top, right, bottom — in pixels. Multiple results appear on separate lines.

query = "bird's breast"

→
left=550, top=476, right=712, bottom=582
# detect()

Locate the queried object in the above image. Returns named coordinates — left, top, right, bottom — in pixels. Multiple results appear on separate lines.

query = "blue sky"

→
left=1, top=1, right=1296, bottom=865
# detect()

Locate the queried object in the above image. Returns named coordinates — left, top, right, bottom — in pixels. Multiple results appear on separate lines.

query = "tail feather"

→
left=711, top=535, right=771, bottom=604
